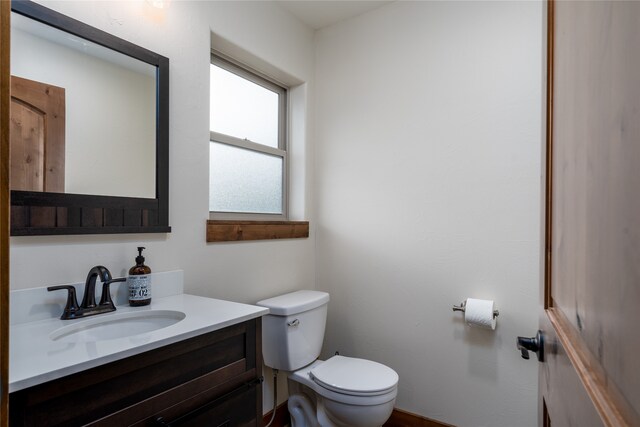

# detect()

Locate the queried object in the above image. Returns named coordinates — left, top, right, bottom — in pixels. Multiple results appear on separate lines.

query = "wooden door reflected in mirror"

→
left=10, top=76, right=65, bottom=193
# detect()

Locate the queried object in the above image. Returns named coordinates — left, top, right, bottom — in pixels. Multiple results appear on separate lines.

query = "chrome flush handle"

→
left=287, top=319, right=300, bottom=327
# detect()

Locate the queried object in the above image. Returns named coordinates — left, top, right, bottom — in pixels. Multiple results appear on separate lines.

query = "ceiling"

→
left=276, top=1, right=393, bottom=30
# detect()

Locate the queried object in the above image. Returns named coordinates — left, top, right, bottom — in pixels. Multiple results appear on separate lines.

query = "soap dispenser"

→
left=128, top=246, right=151, bottom=306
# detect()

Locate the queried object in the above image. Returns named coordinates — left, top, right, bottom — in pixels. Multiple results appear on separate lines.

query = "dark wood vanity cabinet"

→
left=9, top=319, right=262, bottom=427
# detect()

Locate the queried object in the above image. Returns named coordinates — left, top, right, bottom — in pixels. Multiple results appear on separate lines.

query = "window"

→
left=209, top=53, right=288, bottom=219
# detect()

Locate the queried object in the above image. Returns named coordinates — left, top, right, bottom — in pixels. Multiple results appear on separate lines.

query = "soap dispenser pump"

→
left=128, top=246, right=151, bottom=306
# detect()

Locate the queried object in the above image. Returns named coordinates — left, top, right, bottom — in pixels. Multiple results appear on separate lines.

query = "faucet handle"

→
left=47, top=285, right=81, bottom=320
left=99, top=277, right=126, bottom=308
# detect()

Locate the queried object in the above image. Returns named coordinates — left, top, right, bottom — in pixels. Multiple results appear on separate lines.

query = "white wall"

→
left=10, top=0, right=315, bottom=413
left=314, top=2, right=543, bottom=427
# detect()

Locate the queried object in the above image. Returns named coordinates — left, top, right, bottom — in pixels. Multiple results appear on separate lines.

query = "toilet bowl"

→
left=288, top=357, right=398, bottom=427
left=256, top=290, right=399, bottom=427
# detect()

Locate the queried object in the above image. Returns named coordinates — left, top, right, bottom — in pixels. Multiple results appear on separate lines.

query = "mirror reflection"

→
left=10, top=12, right=156, bottom=199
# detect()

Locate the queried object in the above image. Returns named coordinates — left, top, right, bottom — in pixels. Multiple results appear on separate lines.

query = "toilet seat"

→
left=309, top=356, right=398, bottom=397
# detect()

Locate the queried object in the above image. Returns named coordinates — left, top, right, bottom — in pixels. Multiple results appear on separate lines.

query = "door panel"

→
left=1, top=2, right=10, bottom=425
left=10, top=98, right=45, bottom=191
left=540, top=310, right=605, bottom=427
left=10, top=75, right=65, bottom=192
left=542, top=0, right=640, bottom=425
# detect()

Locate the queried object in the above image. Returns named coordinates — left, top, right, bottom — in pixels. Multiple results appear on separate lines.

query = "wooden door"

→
left=1, top=1, right=10, bottom=425
left=10, top=75, right=64, bottom=192
left=536, top=1, right=640, bottom=426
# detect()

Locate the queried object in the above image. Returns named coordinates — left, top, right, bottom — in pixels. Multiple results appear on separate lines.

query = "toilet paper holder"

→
left=452, top=300, right=499, bottom=318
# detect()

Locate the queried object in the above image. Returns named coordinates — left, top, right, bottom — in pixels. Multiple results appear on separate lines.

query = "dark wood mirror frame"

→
left=10, top=0, right=170, bottom=236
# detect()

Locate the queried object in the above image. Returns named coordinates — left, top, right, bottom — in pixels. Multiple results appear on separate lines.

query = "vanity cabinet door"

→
left=9, top=319, right=262, bottom=427
left=150, top=379, right=260, bottom=427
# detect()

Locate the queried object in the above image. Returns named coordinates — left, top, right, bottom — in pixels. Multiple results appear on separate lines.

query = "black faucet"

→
left=47, top=266, right=127, bottom=320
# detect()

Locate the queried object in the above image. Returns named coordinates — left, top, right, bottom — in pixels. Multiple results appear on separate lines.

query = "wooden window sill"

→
left=206, top=220, right=309, bottom=242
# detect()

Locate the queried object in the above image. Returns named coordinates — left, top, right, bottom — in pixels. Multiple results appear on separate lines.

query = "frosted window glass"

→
left=210, top=64, right=279, bottom=148
left=209, top=142, right=283, bottom=214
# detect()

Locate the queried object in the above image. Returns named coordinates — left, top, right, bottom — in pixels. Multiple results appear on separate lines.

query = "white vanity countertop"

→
left=9, top=293, right=269, bottom=392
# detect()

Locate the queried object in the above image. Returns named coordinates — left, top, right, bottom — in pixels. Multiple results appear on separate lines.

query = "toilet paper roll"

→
left=464, top=298, right=496, bottom=330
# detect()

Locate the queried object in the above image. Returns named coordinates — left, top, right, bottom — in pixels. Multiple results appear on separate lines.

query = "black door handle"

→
left=517, top=330, right=544, bottom=362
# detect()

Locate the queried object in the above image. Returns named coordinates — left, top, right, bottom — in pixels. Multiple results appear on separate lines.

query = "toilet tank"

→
left=257, top=290, right=330, bottom=371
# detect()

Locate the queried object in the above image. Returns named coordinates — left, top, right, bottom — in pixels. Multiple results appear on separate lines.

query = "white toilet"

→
left=257, top=290, right=398, bottom=427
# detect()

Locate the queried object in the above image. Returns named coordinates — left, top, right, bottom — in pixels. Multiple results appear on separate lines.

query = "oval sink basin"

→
left=49, top=310, right=186, bottom=343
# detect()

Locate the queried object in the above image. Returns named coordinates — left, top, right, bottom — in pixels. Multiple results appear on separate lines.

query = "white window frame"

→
left=209, top=52, right=288, bottom=220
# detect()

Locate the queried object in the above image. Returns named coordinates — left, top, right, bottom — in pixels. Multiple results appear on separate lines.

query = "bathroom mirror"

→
left=10, top=0, right=170, bottom=235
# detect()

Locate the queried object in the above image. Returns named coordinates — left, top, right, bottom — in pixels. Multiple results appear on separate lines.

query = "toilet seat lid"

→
left=309, top=356, right=398, bottom=395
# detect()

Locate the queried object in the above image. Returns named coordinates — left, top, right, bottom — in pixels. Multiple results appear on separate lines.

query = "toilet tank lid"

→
left=256, top=290, right=330, bottom=316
